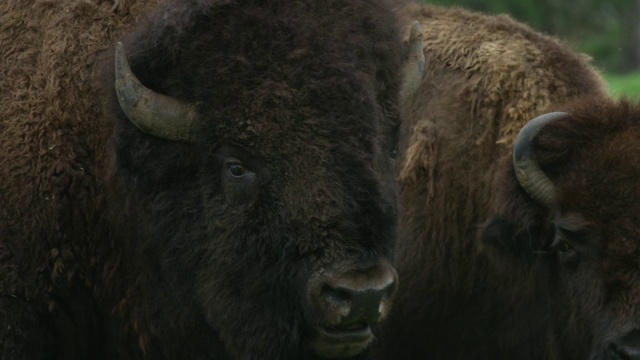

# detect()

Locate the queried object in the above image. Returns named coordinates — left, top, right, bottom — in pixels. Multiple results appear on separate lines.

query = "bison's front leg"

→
left=0, top=296, right=55, bottom=359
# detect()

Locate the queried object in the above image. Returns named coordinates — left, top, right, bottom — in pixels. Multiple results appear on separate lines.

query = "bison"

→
left=0, top=0, right=424, bottom=358
left=372, top=4, right=638, bottom=360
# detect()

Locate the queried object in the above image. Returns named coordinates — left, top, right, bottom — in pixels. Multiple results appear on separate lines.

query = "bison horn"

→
left=114, top=42, right=198, bottom=142
left=513, top=112, right=568, bottom=208
left=399, top=21, right=425, bottom=105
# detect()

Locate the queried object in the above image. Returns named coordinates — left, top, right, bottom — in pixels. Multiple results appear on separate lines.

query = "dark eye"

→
left=221, top=156, right=259, bottom=206
left=227, top=162, right=250, bottom=178
left=556, top=240, right=571, bottom=254
left=551, top=229, right=575, bottom=254
left=551, top=229, right=580, bottom=268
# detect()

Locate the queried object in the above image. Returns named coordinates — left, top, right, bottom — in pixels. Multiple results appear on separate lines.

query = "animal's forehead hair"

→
left=198, top=85, right=384, bottom=160
left=220, top=122, right=333, bottom=164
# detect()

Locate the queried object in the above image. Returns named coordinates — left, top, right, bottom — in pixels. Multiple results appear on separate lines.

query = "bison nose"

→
left=308, top=260, right=398, bottom=358
left=320, top=273, right=396, bottom=326
left=609, top=330, right=640, bottom=359
left=309, top=260, right=398, bottom=328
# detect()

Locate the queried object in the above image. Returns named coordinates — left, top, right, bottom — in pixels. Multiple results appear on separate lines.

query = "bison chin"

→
left=309, top=326, right=374, bottom=358
left=306, top=259, right=398, bottom=358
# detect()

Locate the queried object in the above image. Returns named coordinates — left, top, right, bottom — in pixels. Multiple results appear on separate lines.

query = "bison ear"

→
left=480, top=217, right=543, bottom=261
left=399, top=21, right=425, bottom=106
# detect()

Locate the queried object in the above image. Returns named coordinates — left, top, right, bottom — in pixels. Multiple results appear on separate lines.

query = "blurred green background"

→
left=422, top=0, right=640, bottom=99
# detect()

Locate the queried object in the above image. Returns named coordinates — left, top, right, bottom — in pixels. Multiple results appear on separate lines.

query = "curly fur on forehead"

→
left=108, top=0, right=409, bottom=160
left=533, top=97, right=640, bottom=219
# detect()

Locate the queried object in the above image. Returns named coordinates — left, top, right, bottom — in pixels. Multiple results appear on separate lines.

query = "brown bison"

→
left=372, top=3, right=639, bottom=360
left=0, top=0, right=424, bottom=358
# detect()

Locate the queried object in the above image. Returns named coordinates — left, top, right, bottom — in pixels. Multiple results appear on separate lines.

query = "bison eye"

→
left=227, top=162, right=250, bottom=178
left=556, top=241, right=571, bottom=254
left=550, top=237, right=572, bottom=254
left=551, top=230, right=580, bottom=268
left=222, top=157, right=259, bottom=205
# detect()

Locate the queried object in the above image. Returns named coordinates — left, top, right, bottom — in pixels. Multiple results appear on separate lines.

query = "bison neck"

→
left=377, top=103, right=554, bottom=359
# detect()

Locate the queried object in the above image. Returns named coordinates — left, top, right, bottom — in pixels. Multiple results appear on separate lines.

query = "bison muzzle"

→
left=307, top=259, right=398, bottom=358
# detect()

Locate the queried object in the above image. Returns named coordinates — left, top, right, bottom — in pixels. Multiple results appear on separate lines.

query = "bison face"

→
left=547, top=211, right=640, bottom=360
left=188, top=139, right=399, bottom=359
left=484, top=102, right=640, bottom=359
left=104, top=4, right=419, bottom=354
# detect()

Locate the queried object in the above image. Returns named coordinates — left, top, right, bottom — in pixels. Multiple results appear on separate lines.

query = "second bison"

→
left=373, top=4, right=640, bottom=360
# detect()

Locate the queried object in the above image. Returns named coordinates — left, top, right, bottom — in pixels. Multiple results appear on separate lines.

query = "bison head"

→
left=104, top=1, right=423, bottom=359
left=482, top=97, right=640, bottom=359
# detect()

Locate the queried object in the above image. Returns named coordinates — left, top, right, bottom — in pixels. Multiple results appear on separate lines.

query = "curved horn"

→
left=513, top=112, right=568, bottom=208
left=114, top=42, right=197, bottom=142
left=399, top=21, right=425, bottom=105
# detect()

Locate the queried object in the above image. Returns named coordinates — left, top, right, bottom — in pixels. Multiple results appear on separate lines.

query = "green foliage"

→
left=604, top=72, right=640, bottom=99
left=578, top=26, right=624, bottom=71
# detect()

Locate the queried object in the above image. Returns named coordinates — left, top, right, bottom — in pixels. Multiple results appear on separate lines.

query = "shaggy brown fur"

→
left=372, top=3, right=611, bottom=359
left=1, top=0, right=410, bottom=359
left=1, top=1, right=156, bottom=357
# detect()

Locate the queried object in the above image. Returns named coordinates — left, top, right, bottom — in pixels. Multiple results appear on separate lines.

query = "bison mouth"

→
left=309, top=323, right=374, bottom=358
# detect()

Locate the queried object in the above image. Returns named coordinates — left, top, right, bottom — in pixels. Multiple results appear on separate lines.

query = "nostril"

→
left=609, top=330, right=640, bottom=360
left=322, top=285, right=352, bottom=303
left=319, top=285, right=353, bottom=321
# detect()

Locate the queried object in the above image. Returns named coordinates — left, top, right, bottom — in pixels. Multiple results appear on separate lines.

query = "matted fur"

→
left=0, top=0, right=409, bottom=358
left=372, top=4, right=609, bottom=360
left=1, top=1, right=156, bottom=357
